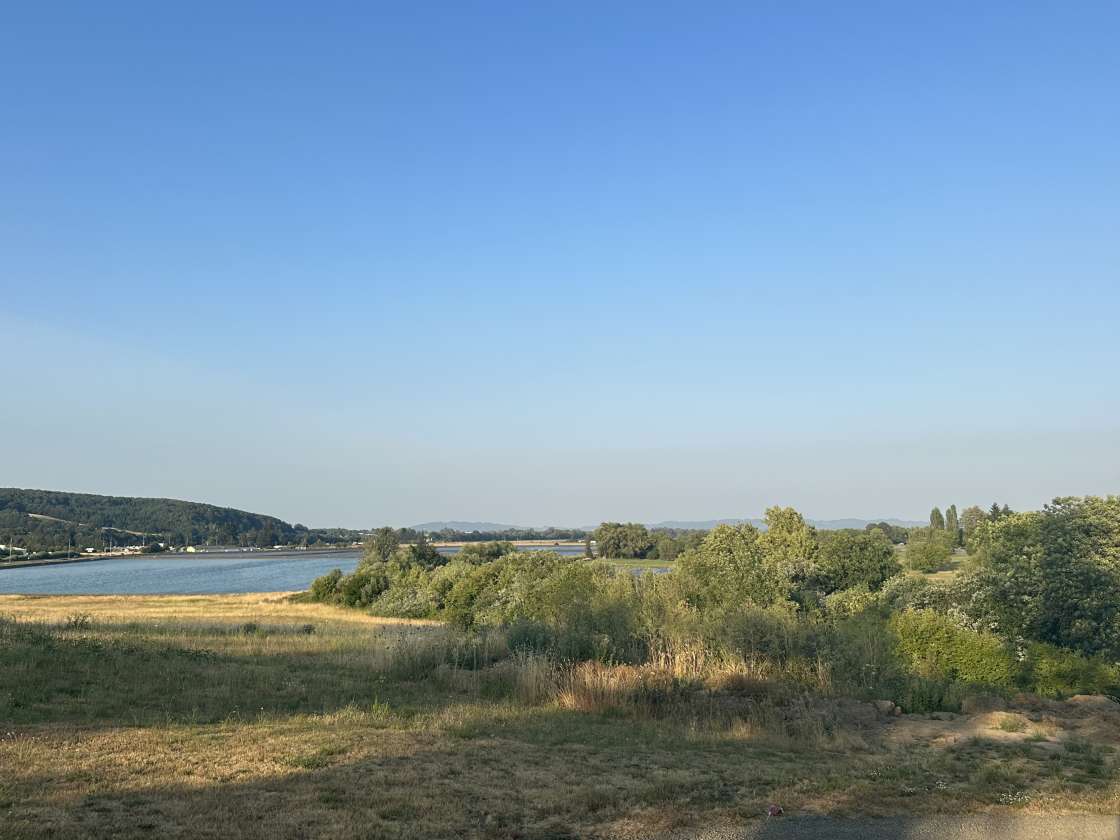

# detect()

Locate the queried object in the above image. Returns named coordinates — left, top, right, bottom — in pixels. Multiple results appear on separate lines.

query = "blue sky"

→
left=3, top=2, right=1118, bottom=527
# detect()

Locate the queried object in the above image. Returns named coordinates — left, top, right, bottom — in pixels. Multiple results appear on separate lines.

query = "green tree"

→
left=593, top=522, right=655, bottom=559
left=929, top=507, right=945, bottom=530
left=960, top=505, right=986, bottom=538
left=760, top=506, right=817, bottom=580
left=811, top=529, right=899, bottom=594
left=944, top=504, right=958, bottom=532
left=407, top=534, right=447, bottom=570
left=944, top=504, right=961, bottom=545
left=364, top=526, right=400, bottom=562
left=650, top=530, right=704, bottom=562
left=959, top=497, right=1120, bottom=658
left=675, top=524, right=793, bottom=611
left=865, top=521, right=909, bottom=543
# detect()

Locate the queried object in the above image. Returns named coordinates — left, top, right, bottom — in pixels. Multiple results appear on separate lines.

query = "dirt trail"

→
left=677, top=815, right=1120, bottom=839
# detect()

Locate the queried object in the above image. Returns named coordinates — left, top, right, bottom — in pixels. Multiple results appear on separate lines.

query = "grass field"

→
left=607, top=557, right=675, bottom=572
left=2, top=594, right=1118, bottom=839
left=899, top=547, right=974, bottom=582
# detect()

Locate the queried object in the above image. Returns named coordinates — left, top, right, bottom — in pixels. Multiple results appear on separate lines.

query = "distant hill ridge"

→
left=412, top=521, right=522, bottom=533
left=0, top=487, right=348, bottom=553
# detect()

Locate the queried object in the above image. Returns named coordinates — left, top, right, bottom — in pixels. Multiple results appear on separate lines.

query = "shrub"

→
left=822, top=585, right=877, bottom=617
left=309, top=568, right=343, bottom=602
left=62, top=613, right=93, bottom=631
left=504, top=560, right=645, bottom=661
left=456, top=541, right=516, bottom=564
left=1023, top=642, right=1120, bottom=698
left=890, top=609, right=1016, bottom=689
left=371, top=579, right=438, bottom=618
left=718, top=605, right=808, bottom=663
left=674, top=525, right=793, bottom=612
left=822, top=612, right=902, bottom=698
left=337, top=565, right=391, bottom=608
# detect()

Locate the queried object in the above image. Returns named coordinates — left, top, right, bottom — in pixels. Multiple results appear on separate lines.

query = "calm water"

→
left=0, top=544, right=589, bottom=595
left=0, top=550, right=364, bottom=595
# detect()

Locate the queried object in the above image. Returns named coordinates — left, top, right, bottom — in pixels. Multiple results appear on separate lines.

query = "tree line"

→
left=310, top=495, right=1120, bottom=710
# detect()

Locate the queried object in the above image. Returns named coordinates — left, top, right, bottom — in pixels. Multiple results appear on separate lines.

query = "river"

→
left=0, top=544, right=590, bottom=595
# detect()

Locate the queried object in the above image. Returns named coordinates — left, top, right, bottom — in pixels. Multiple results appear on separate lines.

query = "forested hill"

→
left=0, top=488, right=344, bottom=552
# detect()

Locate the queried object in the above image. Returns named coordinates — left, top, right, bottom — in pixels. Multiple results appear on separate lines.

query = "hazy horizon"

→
left=4, top=3, right=1117, bottom=527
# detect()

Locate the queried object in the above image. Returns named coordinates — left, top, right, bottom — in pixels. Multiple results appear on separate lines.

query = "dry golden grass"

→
left=2, top=594, right=1118, bottom=840
left=0, top=592, right=437, bottom=627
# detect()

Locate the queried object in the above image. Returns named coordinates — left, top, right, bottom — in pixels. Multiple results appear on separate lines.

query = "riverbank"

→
left=2, top=593, right=1117, bottom=839
left=0, top=553, right=116, bottom=570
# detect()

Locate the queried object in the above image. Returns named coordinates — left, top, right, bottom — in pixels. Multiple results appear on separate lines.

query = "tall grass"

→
left=378, top=629, right=846, bottom=745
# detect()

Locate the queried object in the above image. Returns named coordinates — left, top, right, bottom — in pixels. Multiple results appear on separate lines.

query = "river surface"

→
left=0, top=545, right=589, bottom=595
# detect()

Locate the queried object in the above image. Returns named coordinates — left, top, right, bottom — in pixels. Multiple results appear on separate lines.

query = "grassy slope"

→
left=1, top=594, right=1117, bottom=840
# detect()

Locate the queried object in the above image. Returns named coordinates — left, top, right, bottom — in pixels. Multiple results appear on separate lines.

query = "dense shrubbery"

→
left=812, top=529, right=898, bottom=593
left=891, top=609, right=1018, bottom=690
left=957, top=498, right=1120, bottom=658
left=311, top=497, right=1120, bottom=711
left=592, top=522, right=705, bottom=560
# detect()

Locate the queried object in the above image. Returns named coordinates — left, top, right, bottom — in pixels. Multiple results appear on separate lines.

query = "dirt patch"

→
left=885, top=696, right=1120, bottom=750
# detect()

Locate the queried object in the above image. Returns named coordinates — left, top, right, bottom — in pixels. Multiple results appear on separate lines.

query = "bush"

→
left=1023, top=642, right=1120, bottom=698
left=821, top=585, right=877, bottom=617
left=718, top=606, right=808, bottom=663
left=61, top=613, right=94, bottom=631
left=674, top=524, right=793, bottom=612
left=818, top=612, right=902, bottom=699
left=338, top=565, right=391, bottom=608
left=371, top=570, right=439, bottom=618
left=456, top=541, right=516, bottom=564
left=309, top=568, right=343, bottom=602
left=891, top=609, right=1016, bottom=689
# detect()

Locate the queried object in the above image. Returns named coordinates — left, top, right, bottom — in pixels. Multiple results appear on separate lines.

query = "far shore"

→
left=0, top=542, right=592, bottom=571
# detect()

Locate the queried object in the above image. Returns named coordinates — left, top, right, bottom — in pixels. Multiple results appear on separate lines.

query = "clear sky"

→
left=3, top=2, right=1118, bottom=527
